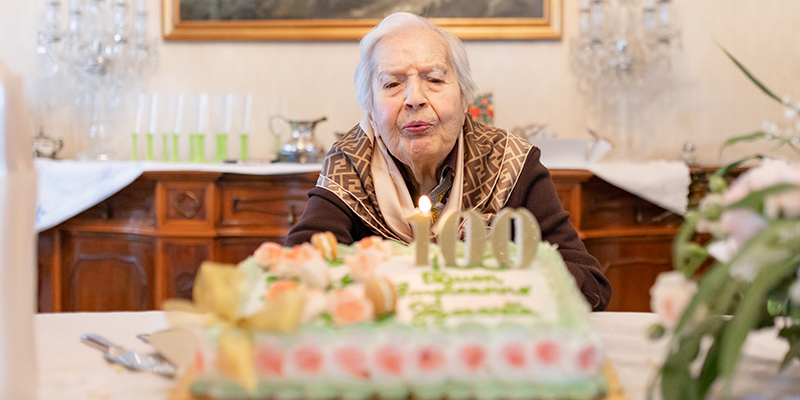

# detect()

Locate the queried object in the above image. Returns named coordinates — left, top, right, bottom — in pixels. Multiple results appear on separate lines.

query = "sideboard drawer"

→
left=579, top=177, right=682, bottom=231
left=218, top=176, right=317, bottom=233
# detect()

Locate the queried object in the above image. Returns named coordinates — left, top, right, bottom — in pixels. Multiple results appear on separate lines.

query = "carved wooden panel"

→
left=584, top=236, right=673, bottom=312
left=37, top=231, right=55, bottom=312
left=156, top=181, right=217, bottom=234
left=61, top=232, right=155, bottom=311
left=159, top=239, right=212, bottom=301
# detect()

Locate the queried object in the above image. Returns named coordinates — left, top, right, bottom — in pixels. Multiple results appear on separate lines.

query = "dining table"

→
left=35, top=311, right=800, bottom=400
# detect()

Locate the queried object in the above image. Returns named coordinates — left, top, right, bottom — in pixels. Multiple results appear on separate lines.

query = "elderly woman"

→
left=285, top=12, right=611, bottom=310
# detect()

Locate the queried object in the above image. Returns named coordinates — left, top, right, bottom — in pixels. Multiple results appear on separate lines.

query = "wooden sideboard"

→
left=37, top=169, right=686, bottom=313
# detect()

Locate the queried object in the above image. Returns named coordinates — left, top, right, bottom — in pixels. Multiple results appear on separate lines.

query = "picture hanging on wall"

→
left=162, top=0, right=561, bottom=41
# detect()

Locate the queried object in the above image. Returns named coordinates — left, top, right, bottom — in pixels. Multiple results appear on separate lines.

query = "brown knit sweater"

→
left=285, top=146, right=612, bottom=311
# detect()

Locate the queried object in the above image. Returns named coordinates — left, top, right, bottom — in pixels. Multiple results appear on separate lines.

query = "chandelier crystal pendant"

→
left=37, top=0, right=158, bottom=161
left=570, top=0, right=680, bottom=158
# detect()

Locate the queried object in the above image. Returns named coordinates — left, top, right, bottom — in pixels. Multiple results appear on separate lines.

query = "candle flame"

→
left=419, top=195, right=432, bottom=215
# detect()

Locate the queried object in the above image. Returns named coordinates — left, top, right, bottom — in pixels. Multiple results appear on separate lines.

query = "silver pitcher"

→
left=270, top=115, right=327, bottom=164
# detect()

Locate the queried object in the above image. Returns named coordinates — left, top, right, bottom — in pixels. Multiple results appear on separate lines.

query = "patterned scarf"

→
left=316, top=113, right=532, bottom=244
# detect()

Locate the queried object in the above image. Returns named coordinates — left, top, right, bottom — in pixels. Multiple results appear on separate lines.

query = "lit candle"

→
left=407, top=195, right=432, bottom=266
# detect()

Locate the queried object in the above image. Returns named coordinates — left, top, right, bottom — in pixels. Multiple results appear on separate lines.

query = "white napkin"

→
left=587, top=160, right=691, bottom=215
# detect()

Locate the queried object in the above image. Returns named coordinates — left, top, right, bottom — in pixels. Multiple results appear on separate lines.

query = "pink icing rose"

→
left=415, top=345, right=445, bottom=372
left=459, top=344, right=486, bottom=372
left=293, top=345, right=323, bottom=375
left=328, top=289, right=374, bottom=326
left=264, top=280, right=299, bottom=302
left=375, top=344, right=404, bottom=376
left=274, top=243, right=330, bottom=288
left=334, top=346, right=370, bottom=379
left=344, top=250, right=383, bottom=282
left=355, top=236, right=393, bottom=257
left=256, top=346, right=284, bottom=376
left=502, top=342, right=527, bottom=369
left=577, top=345, right=598, bottom=371
left=253, top=242, right=284, bottom=269
left=649, top=271, right=697, bottom=328
left=193, top=349, right=205, bottom=374
left=534, top=340, right=561, bottom=365
left=301, top=289, right=328, bottom=323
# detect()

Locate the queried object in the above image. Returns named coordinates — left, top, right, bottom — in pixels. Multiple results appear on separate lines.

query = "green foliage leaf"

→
left=672, top=212, right=708, bottom=275
left=710, top=155, right=764, bottom=187
left=719, top=256, right=800, bottom=384
left=340, top=274, right=354, bottom=287
left=721, top=132, right=768, bottom=152
left=726, top=183, right=799, bottom=211
left=779, top=326, right=800, bottom=370
left=697, top=326, right=726, bottom=399
left=718, top=44, right=783, bottom=104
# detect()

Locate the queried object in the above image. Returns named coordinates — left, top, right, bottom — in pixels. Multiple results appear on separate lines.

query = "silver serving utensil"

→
left=80, top=333, right=176, bottom=379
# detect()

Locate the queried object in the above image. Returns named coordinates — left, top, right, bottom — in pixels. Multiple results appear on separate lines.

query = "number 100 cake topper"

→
left=438, top=208, right=542, bottom=269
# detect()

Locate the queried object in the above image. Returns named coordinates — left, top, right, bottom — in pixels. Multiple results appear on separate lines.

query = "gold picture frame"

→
left=162, top=0, right=562, bottom=41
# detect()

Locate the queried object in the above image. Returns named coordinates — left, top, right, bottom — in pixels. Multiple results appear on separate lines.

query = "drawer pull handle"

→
left=173, top=191, right=201, bottom=219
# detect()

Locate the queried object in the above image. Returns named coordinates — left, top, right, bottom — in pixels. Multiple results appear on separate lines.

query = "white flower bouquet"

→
left=648, top=49, right=800, bottom=399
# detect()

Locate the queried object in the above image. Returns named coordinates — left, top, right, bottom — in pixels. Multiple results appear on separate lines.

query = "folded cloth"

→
left=587, top=160, right=690, bottom=215
left=34, top=160, right=323, bottom=232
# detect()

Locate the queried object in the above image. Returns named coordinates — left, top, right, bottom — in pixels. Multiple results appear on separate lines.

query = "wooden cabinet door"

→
left=61, top=232, right=156, bottom=312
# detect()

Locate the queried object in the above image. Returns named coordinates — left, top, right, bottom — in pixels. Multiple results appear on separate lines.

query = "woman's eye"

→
left=383, top=82, right=400, bottom=89
left=428, top=77, right=444, bottom=84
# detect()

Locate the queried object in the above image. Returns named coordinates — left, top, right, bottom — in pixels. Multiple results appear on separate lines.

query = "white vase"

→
left=0, top=59, right=38, bottom=400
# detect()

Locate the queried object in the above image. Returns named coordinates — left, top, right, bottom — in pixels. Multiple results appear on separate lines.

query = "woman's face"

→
left=370, top=27, right=465, bottom=169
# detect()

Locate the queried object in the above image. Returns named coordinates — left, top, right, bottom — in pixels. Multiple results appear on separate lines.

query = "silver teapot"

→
left=270, top=115, right=327, bottom=164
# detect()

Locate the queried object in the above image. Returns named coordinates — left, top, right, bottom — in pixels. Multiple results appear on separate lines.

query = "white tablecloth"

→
left=35, top=311, right=800, bottom=400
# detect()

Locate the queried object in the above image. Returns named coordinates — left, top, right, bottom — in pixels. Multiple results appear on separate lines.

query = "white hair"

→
left=354, top=12, right=477, bottom=113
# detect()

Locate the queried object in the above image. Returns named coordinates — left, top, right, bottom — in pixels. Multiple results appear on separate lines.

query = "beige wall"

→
left=2, top=0, right=799, bottom=165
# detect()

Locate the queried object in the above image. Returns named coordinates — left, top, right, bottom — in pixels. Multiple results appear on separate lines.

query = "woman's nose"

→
left=404, top=79, right=427, bottom=110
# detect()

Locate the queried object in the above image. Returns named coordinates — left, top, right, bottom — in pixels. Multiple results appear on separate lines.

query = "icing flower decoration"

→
left=255, top=346, right=284, bottom=377
left=327, top=288, right=374, bottom=326
left=253, top=242, right=285, bottom=269
left=292, top=345, right=324, bottom=375
left=414, top=345, right=446, bottom=372
left=274, top=243, right=330, bottom=289
left=458, top=343, right=487, bottom=372
left=265, top=280, right=299, bottom=302
left=374, top=344, right=404, bottom=376
left=502, top=342, right=527, bottom=369
left=344, top=250, right=383, bottom=283
left=355, top=236, right=393, bottom=259
left=301, top=289, right=328, bottom=323
left=334, top=346, right=370, bottom=379
left=533, top=340, right=561, bottom=365
left=649, top=271, right=697, bottom=328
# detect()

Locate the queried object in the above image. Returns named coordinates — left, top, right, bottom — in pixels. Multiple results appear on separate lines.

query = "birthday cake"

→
left=183, top=209, right=607, bottom=400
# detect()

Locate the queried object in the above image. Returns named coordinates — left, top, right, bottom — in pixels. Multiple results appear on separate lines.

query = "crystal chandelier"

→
left=37, top=0, right=158, bottom=160
left=570, top=0, right=680, bottom=157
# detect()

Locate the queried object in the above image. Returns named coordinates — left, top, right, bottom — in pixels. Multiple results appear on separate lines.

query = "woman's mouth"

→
left=403, top=121, right=432, bottom=133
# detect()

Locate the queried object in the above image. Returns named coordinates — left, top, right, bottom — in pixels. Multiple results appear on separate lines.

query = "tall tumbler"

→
left=0, top=59, right=38, bottom=399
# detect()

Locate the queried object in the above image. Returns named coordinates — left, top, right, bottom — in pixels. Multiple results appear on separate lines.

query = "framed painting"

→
left=162, top=0, right=562, bottom=41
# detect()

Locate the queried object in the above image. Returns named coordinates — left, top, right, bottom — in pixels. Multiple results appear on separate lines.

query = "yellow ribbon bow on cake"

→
left=165, top=261, right=307, bottom=393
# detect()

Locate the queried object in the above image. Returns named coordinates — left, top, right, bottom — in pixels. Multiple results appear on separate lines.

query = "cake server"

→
left=80, top=333, right=176, bottom=379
